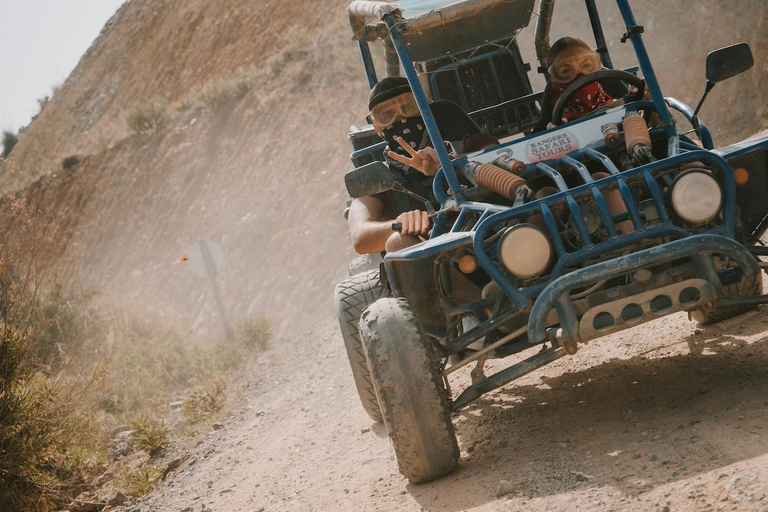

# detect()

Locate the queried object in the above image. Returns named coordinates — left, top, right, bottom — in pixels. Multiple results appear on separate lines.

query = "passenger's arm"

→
left=348, top=196, right=430, bottom=255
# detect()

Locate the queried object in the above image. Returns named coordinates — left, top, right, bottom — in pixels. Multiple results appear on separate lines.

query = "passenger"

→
left=348, top=76, right=498, bottom=254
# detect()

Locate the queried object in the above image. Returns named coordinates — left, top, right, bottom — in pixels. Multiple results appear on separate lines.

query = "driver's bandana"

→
left=550, top=75, right=613, bottom=122
left=370, top=93, right=420, bottom=127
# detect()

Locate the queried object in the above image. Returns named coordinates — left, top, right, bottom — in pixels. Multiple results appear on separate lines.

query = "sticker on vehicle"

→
left=526, top=131, right=579, bottom=162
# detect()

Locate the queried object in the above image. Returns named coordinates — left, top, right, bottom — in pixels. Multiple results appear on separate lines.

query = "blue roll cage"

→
left=356, top=0, right=683, bottom=233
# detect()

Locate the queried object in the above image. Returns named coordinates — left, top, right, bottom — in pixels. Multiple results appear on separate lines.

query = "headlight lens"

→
left=670, top=170, right=723, bottom=224
left=498, top=224, right=552, bottom=279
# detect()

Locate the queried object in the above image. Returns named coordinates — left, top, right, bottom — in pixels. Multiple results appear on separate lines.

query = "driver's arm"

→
left=348, top=196, right=430, bottom=254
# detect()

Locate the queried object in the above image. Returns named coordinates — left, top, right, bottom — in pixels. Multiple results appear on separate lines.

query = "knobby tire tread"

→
left=334, top=268, right=389, bottom=422
left=360, top=297, right=459, bottom=483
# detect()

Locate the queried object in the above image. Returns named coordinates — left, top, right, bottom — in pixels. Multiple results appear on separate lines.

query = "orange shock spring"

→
left=474, top=164, right=528, bottom=200
left=623, top=112, right=651, bottom=154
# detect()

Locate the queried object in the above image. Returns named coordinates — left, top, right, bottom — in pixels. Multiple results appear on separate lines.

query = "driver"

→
left=534, top=37, right=644, bottom=234
left=348, top=76, right=498, bottom=254
left=535, top=37, right=616, bottom=130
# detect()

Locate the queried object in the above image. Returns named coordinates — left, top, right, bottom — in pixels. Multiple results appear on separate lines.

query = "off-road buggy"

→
left=335, top=0, right=767, bottom=483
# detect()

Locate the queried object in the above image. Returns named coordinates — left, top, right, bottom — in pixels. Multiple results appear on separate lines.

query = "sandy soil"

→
left=132, top=280, right=768, bottom=512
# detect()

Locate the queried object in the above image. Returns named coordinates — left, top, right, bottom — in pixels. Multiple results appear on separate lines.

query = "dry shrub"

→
left=105, top=312, right=193, bottom=413
left=0, top=251, right=107, bottom=510
left=198, top=78, right=250, bottom=110
left=0, top=198, right=275, bottom=508
left=235, top=316, right=273, bottom=352
left=125, top=101, right=166, bottom=136
left=182, top=380, right=227, bottom=424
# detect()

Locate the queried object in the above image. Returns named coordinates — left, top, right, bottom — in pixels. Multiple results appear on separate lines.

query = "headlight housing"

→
left=498, top=224, right=552, bottom=279
left=670, top=170, right=723, bottom=224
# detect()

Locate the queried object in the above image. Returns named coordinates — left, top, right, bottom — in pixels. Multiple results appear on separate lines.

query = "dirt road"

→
left=136, top=285, right=768, bottom=512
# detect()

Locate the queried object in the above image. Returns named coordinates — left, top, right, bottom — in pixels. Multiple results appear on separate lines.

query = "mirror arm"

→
left=691, top=80, right=715, bottom=141
left=692, top=80, right=715, bottom=118
left=391, top=183, right=436, bottom=215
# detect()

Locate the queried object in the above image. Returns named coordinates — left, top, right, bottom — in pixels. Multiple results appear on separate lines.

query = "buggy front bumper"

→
left=527, top=234, right=762, bottom=345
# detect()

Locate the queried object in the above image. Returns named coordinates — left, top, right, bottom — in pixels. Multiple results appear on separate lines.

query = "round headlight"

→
left=498, top=224, right=552, bottom=279
left=671, top=170, right=723, bottom=224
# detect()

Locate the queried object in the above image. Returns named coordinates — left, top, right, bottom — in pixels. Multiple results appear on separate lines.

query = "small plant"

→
left=127, top=466, right=158, bottom=497
left=198, top=79, right=250, bottom=110
left=182, top=380, right=227, bottom=424
left=125, top=101, right=166, bottom=137
left=61, top=155, right=80, bottom=170
left=169, top=101, right=190, bottom=112
left=2, top=130, right=17, bottom=158
left=235, top=316, right=273, bottom=352
left=129, top=413, right=170, bottom=457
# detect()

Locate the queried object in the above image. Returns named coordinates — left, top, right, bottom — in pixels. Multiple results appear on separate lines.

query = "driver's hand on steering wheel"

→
left=547, top=119, right=568, bottom=129
left=628, top=82, right=651, bottom=100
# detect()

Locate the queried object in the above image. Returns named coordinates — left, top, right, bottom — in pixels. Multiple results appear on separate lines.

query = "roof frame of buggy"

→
left=347, top=0, right=678, bottom=205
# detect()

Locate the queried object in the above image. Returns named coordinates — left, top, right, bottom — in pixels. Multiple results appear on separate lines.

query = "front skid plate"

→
left=579, top=278, right=715, bottom=341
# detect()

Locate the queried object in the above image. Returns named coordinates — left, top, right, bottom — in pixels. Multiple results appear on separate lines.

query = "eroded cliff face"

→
left=2, top=0, right=766, bottom=336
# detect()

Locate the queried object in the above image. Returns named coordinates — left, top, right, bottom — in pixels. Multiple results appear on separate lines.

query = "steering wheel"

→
left=551, top=69, right=647, bottom=126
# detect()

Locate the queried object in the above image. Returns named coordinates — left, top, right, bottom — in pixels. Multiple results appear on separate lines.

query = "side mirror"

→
left=344, top=162, right=397, bottom=198
left=706, top=43, right=753, bottom=84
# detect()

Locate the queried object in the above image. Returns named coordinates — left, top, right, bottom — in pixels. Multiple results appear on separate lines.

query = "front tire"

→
left=334, top=269, right=389, bottom=422
left=360, top=298, right=459, bottom=483
left=690, top=270, right=763, bottom=325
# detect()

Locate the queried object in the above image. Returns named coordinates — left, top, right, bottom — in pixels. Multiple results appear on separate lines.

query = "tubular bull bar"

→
left=527, top=234, right=763, bottom=345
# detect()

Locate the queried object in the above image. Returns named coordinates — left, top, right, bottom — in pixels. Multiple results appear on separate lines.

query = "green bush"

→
left=2, top=131, right=17, bottom=158
left=129, top=413, right=170, bottom=457
left=61, top=155, right=80, bottom=170
left=126, top=466, right=158, bottom=497
left=0, top=324, right=79, bottom=511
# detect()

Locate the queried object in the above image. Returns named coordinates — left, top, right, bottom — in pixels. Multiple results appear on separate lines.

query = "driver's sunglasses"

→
left=369, top=93, right=420, bottom=128
left=548, top=50, right=601, bottom=83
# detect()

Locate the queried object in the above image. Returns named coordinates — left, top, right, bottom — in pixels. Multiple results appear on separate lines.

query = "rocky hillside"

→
left=2, top=0, right=766, bottom=336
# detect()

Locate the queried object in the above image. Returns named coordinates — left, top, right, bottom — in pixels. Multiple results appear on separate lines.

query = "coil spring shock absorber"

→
left=623, top=112, right=653, bottom=164
left=464, top=163, right=529, bottom=200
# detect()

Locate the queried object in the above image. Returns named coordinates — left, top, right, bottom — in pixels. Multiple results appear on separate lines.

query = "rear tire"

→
left=360, top=298, right=459, bottom=483
left=348, top=253, right=382, bottom=277
left=334, top=269, right=389, bottom=422
left=690, top=270, right=763, bottom=325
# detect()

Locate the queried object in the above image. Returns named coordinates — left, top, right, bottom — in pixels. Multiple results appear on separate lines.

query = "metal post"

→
left=585, top=0, right=613, bottom=68
left=358, top=41, right=378, bottom=89
left=199, top=239, right=234, bottom=342
left=614, top=0, right=679, bottom=155
left=383, top=14, right=463, bottom=196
